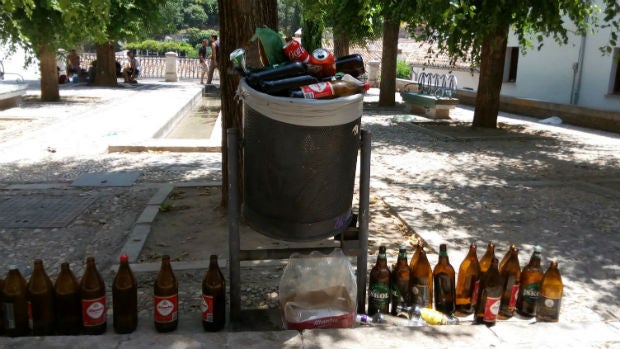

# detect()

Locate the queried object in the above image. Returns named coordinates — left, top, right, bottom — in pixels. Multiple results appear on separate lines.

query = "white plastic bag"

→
left=279, top=249, right=357, bottom=330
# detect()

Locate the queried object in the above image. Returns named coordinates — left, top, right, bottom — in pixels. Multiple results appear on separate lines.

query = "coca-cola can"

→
left=309, top=48, right=336, bottom=78
left=283, top=39, right=310, bottom=63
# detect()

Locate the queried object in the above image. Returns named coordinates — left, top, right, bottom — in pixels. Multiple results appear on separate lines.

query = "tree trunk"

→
left=472, top=25, right=509, bottom=128
left=39, top=45, right=59, bottom=102
left=219, top=0, right=278, bottom=207
left=378, top=15, right=400, bottom=107
left=94, top=42, right=118, bottom=86
left=333, top=30, right=349, bottom=58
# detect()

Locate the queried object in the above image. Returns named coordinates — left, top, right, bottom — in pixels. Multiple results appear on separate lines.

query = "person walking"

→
left=199, top=39, right=209, bottom=84
left=207, top=35, right=219, bottom=85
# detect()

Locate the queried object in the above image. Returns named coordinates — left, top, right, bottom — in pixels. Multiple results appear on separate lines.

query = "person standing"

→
left=67, top=49, right=81, bottom=80
left=199, top=39, right=209, bottom=84
left=207, top=34, right=219, bottom=84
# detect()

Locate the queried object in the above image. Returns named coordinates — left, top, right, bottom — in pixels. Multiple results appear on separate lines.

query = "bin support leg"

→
left=227, top=128, right=241, bottom=328
left=357, top=130, right=371, bottom=313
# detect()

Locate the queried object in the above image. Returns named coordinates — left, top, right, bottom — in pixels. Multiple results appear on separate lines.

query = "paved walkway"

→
left=0, top=79, right=619, bottom=348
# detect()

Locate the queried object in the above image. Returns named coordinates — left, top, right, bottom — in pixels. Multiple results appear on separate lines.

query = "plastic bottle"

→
left=2, top=265, right=29, bottom=336
left=368, top=246, right=391, bottom=316
left=516, top=246, right=544, bottom=317
left=80, top=256, right=107, bottom=335
left=433, top=244, right=456, bottom=315
left=202, top=255, right=226, bottom=331
left=27, top=259, right=55, bottom=335
left=55, top=262, right=82, bottom=335
left=535, top=259, right=563, bottom=322
left=455, top=242, right=480, bottom=316
left=390, top=244, right=410, bottom=315
left=154, top=255, right=178, bottom=332
left=290, top=79, right=370, bottom=99
left=113, top=254, right=138, bottom=334
left=498, top=245, right=520, bottom=319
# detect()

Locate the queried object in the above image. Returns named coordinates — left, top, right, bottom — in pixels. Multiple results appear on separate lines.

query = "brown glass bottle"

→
left=368, top=246, right=391, bottom=316
left=474, top=257, right=502, bottom=326
left=433, top=244, right=456, bottom=315
left=472, top=242, right=495, bottom=310
left=409, top=245, right=433, bottom=309
left=516, top=246, right=543, bottom=317
left=27, top=259, right=55, bottom=335
left=408, top=241, right=423, bottom=273
left=202, top=255, right=225, bottom=331
left=390, top=245, right=410, bottom=315
left=154, top=255, right=178, bottom=332
left=335, top=53, right=365, bottom=78
left=0, top=276, right=4, bottom=334
left=80, top=256, right=107, bottom=335
left=113, top=254, right=137, bottom=334
left=499, top=243, right=517, bottom=271
left=498, top=245, right=521, bottom=319
left=54, top=262, right=82, bottom=335
left=2, top=265, right=29, bottom=336
left=536, top=260, right=563, bottom=322
left=455, top=242, right=480, bottom=316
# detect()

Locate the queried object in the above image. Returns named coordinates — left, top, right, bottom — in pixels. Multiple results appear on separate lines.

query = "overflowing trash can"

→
left=238, top=79, right=363, bottom=241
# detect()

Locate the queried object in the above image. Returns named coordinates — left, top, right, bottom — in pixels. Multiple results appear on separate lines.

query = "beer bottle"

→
left=498, top=245, right=521, bottom=319
left=27, top=259, right=55, bottom=335
left=368, top=246, right=391, bottom=316
left=409, top=245, right=433, bottom=309
left=390, top=244, right=410, bottom=315
left=202, top=254, right=225, bottom=331
left=290, top=79, right=370, bottom=99
left=335, top=53, right=365, bottom=78
left=80, top=256, right=106, bottom=335
left=2, top=265, right=29, bottom=336
left=154, top=255, right=178, bottom=332
left=536, top=260, right=563, bottom=322
left=455, top=242, right=480, bottom=316
left=54, top=262, right=82, bottom=335
left=474, top=257, right=502, bottom=326
left=499, top=243, right=517, bottom=271
left=472, top=242, right=495, bottom=310
left=113, top=254, right=138, bottom=334
left=246, top=61, right=308, bottom=89
left=433, top=244, right=456, bottom=315
left=259, top=75, right=320, bottom=95
left=516, top=246, right=543, bottom=318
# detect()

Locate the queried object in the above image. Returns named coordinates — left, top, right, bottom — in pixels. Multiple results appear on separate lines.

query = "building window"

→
left=612, top=48, right=620, bottom=95
left=504, top=47, right=519, bottom=83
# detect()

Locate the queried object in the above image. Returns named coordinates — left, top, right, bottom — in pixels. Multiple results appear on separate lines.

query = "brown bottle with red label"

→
left=113, top=254, right=137, bottom=334
left=454, top=242, right=480, bottom=316
left=472, top=242, right=495, bottom=310
left=154, top=255, right=178, bottom=332
left=474, top=257, right=502, bottom=327
left=498, top=245, right=521, bottom=319
left=80, top=257, right=107, bottom=334
left=201, top=255, right=225, bottom=331
left=55, top=262, right=82, bottom=335
left=2, top=265, right=29, bottom=336
left=27, top=259, right=55, bottom=335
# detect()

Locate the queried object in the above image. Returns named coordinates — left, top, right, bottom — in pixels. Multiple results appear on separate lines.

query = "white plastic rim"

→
left=238, top=78, right=363, bottom=127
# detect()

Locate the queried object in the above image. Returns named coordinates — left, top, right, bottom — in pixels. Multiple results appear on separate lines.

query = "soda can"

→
left=230, top=48, right=247, bottom=74
left=309, top=48, right=336, bottom=78
left=283, top=38, right=310, bottom=63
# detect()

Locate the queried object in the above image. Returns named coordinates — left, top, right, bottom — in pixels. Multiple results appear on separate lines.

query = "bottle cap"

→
left=120, top=254, right=129, bottom=262
left=363, top=81, right=370, bottom=91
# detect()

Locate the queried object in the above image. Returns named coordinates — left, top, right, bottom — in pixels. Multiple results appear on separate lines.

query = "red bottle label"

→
left=154, top=294, right=178, bottom=323
left=483, top=296, right=500, bottom=322
left=82, top=296, right=106, bottom=326
left=300, top=82, right=335, bottom=99
left=508, top=284, right=520, bottom=310
left=471, top=280, right=480, bottom=306
left=201, top=294, right=214, bottom=322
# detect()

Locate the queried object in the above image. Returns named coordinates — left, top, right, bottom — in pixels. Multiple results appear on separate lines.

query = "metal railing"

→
left=417, top=72, right=457, bottom=98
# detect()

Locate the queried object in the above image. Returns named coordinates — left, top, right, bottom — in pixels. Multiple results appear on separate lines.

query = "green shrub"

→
left=396, top=59, right=412, bottom=79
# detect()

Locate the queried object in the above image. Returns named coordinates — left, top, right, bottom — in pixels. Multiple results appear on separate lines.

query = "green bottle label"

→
left=369, top=283, right=390, bottom=310
left=522, top=282, right=540, bottom=305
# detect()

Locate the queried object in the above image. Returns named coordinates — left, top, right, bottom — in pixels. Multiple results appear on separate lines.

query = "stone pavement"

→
left=0, top=79, right=619, bottom=348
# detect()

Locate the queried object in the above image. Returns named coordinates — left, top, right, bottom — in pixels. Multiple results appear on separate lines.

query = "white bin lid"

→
left=238, top=78, right=363, bottom=127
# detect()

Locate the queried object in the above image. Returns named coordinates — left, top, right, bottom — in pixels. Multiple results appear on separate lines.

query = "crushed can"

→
left=309, top=48, right=336, bottom=78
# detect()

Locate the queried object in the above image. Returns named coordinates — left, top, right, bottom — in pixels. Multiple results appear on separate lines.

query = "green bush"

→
left=396, top=59, right=412, bottom=79
left=123, top=40, right=198, bottom=58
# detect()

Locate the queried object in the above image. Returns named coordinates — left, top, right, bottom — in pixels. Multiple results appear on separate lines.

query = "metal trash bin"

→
left=238, top=79, right=363, bottom=241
